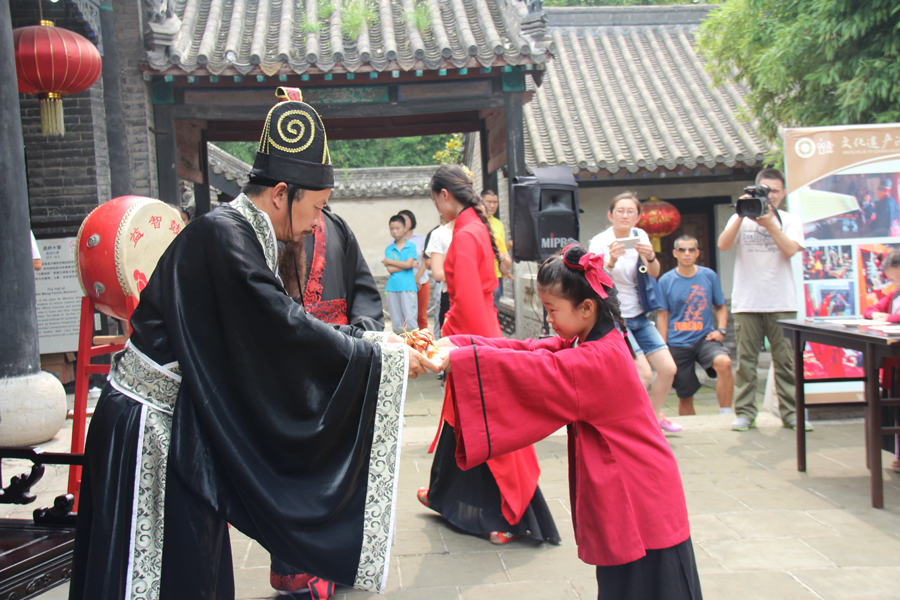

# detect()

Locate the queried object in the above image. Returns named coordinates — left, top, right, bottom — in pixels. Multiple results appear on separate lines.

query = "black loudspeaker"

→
left=510, top=166, right=580, bottom=262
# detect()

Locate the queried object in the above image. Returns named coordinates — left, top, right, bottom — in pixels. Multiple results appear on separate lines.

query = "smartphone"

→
left=616, top=236, right=639, bottom=250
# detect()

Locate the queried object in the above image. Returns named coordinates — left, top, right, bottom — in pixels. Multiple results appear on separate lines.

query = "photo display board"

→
left=785, top=124, right=900, bottom=382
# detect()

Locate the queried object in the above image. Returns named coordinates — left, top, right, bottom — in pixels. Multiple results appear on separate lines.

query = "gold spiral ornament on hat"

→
left=269, top=110, right=317, bottom=154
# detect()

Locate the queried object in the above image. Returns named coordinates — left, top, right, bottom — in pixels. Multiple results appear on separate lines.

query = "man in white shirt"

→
left=717, top=168, right=808, bottom=432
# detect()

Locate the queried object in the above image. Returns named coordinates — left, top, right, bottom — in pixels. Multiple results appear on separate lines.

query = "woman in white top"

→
left=425, top=215, right=454, bottom=336
left=588, top=192, right=681, bottom=433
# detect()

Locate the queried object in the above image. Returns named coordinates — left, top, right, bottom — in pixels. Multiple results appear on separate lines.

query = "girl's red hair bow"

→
left=562, top=244, right=614, bottom=299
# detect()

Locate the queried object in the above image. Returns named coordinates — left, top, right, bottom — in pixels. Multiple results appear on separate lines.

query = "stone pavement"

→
left=15, top=375, right=900, bottom=600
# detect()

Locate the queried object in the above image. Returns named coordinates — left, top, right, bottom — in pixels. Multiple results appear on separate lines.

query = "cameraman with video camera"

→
left=717, top=168, right=808, bottom=432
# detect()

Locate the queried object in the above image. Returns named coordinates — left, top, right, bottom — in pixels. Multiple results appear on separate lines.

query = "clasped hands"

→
left=385, top=334, right=457, bottom=378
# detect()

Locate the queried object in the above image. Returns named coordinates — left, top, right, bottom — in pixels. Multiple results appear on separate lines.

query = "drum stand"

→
left=68, top=295, right=137, bottom=506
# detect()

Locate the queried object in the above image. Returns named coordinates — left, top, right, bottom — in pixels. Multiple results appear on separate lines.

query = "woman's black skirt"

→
left=427, top=424, right=560, bottom=544
left=596, top=537, right=703, bottom=600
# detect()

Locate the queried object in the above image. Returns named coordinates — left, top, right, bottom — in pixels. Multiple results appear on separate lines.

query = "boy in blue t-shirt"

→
left=383, top=214, right=419, bottom=333
left=657, top=235, right=733, bottom=416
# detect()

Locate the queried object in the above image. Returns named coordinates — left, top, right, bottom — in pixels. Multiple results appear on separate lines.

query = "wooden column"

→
left=152, top=80, right=179, bottom=205
left=0, top=0, right=39, bottom=378
left=503, top=90, right=525, bottom=184
left=194, top=128, right=211, bottom=216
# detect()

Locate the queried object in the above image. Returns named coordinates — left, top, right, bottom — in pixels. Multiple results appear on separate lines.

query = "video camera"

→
left=734, top=184, right=772, bottom=219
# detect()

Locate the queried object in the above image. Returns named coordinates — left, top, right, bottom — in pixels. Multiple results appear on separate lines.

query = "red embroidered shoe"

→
left=416, top=487, right=430, bottom=508
left=489, top=531, right=519, bottom=545
left=307, top=577, right=334, bottom=600
left=269, top=571, right=309, bottom=592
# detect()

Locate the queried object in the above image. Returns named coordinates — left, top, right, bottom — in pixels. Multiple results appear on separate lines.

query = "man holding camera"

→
left=717, top=168, right=807, bottom=432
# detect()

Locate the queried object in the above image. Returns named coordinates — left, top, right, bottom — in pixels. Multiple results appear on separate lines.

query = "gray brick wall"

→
left=20, top=84, right=111, bottom=235
left=13, top=1, right=109, bottom=235
left=111, top=0, right=158, bottom=200
left=11, top=0, right=159, bottom=236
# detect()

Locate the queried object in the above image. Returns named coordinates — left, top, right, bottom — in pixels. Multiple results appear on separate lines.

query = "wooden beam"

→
left=173, top=94, right=506, bottom=121
left=206, top=111, right=482, bottom=142
left=325, top=121, right=479, bottom=140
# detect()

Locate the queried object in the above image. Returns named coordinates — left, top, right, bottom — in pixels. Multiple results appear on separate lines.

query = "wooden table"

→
left=778, top=319, right=900, bottom=508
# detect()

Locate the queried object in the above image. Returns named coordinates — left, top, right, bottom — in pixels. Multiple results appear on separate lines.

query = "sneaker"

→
left=785, top=419, right=814, bottom=431
left=489, top=531, right=519, bottom=545
left=659, top=416, right=683, bottom=433
left=731, top=417, right=756, bottom=431
left=416, top=487, right=430, bottom=508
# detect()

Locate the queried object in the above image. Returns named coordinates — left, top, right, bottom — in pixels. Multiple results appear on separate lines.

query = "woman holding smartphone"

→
left=589, top=192, right=681, bottom=432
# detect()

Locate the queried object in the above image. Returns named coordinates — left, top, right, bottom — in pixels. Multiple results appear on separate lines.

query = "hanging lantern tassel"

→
left=40, top=93, right=65, bottom=136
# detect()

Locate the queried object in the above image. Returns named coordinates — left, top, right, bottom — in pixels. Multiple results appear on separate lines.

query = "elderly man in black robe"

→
left=69, top=88, right=436, bottom=600
left=272, top=208, right=386, bottom=598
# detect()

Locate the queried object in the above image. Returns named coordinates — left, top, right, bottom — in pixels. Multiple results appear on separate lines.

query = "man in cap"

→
left=70, top=88, right=437, bottom=600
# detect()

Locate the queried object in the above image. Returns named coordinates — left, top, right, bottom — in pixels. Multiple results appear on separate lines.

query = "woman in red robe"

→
left=442, top=244, right=701, bottom=599
left=418, top=165, right=559, bottom=546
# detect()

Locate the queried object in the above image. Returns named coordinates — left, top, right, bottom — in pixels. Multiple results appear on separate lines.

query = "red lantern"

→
left=637, top=197, right=681, bottom=253
left=13, top=21, right=102, bottom=136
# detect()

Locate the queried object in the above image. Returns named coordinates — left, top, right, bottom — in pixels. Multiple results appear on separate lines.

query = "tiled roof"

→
left=204, top=144, right=433, bottom=199
left=145, top=0, right=552, bottom=75
left=523, top=7, right=770, bottom=174
left=332, top=164, right=433, bottom=198
left=208, top=142, right=251, bottom=187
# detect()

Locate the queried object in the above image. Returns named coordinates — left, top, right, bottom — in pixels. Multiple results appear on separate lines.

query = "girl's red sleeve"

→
left=448, top=334, right=569, bottom=353
left=863, top=294, right=892, bottom=319
left=448, top=343, right=579, bottom=470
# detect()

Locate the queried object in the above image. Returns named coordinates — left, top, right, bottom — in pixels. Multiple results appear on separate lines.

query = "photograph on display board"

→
left=805, top=280, right=856, bottom=317
left=803, top=278, right=864, bottom=380
left=858, top=242, right=900, bottom=313
left=796, top=172, right=900, bottom=241
left=802, top=245, right=854, bottom=280
left=802, top=342, right=864, bottom=380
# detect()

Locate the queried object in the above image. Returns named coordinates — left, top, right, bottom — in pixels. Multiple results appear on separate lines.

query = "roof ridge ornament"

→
left=143, top=0, right=181, bottom=68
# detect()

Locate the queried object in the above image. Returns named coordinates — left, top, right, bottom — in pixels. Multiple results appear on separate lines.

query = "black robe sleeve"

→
left=129, top=206, right=406, bottom=590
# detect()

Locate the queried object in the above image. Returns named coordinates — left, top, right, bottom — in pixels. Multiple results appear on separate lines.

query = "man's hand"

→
left=749, top=203, right=778, bottom=230
left=872, top=312, right=890, bottom=321
left=407, top=348, right=440, bottom=378
left=387, top=333, right=405, bottom=344
left=435, top=337, right=455, bottom=348
left=441, top=349, right=452, bottom=373
left=705, top=330, right=725, bottom=342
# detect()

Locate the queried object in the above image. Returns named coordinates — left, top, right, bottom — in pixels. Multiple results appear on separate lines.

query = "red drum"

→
left=76, top=196, right=183, bottom=320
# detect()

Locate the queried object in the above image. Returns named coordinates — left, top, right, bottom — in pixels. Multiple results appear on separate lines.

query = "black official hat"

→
left=249, top=87, right=334, bottom=190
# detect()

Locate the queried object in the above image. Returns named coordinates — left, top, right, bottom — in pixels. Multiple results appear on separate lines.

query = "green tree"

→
left=697, top=0, right=900, bottom=166
left=214, top=135, right=453, bottom=169
left=543, top=0, right=709, bottom=6
left=433, top=133, right=463, bottom=165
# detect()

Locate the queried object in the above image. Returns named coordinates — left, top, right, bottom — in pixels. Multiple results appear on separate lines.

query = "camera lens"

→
left=736, top=198, right=762, bottom=218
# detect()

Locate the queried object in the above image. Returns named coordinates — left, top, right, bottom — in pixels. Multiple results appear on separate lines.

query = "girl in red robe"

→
left=418, top=165, right=560, bottom=546
left=442, top=244, right=702, bottom=599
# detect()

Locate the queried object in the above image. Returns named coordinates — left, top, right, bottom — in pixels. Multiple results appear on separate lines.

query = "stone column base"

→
left=0, top=372, right=67, bottom=446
